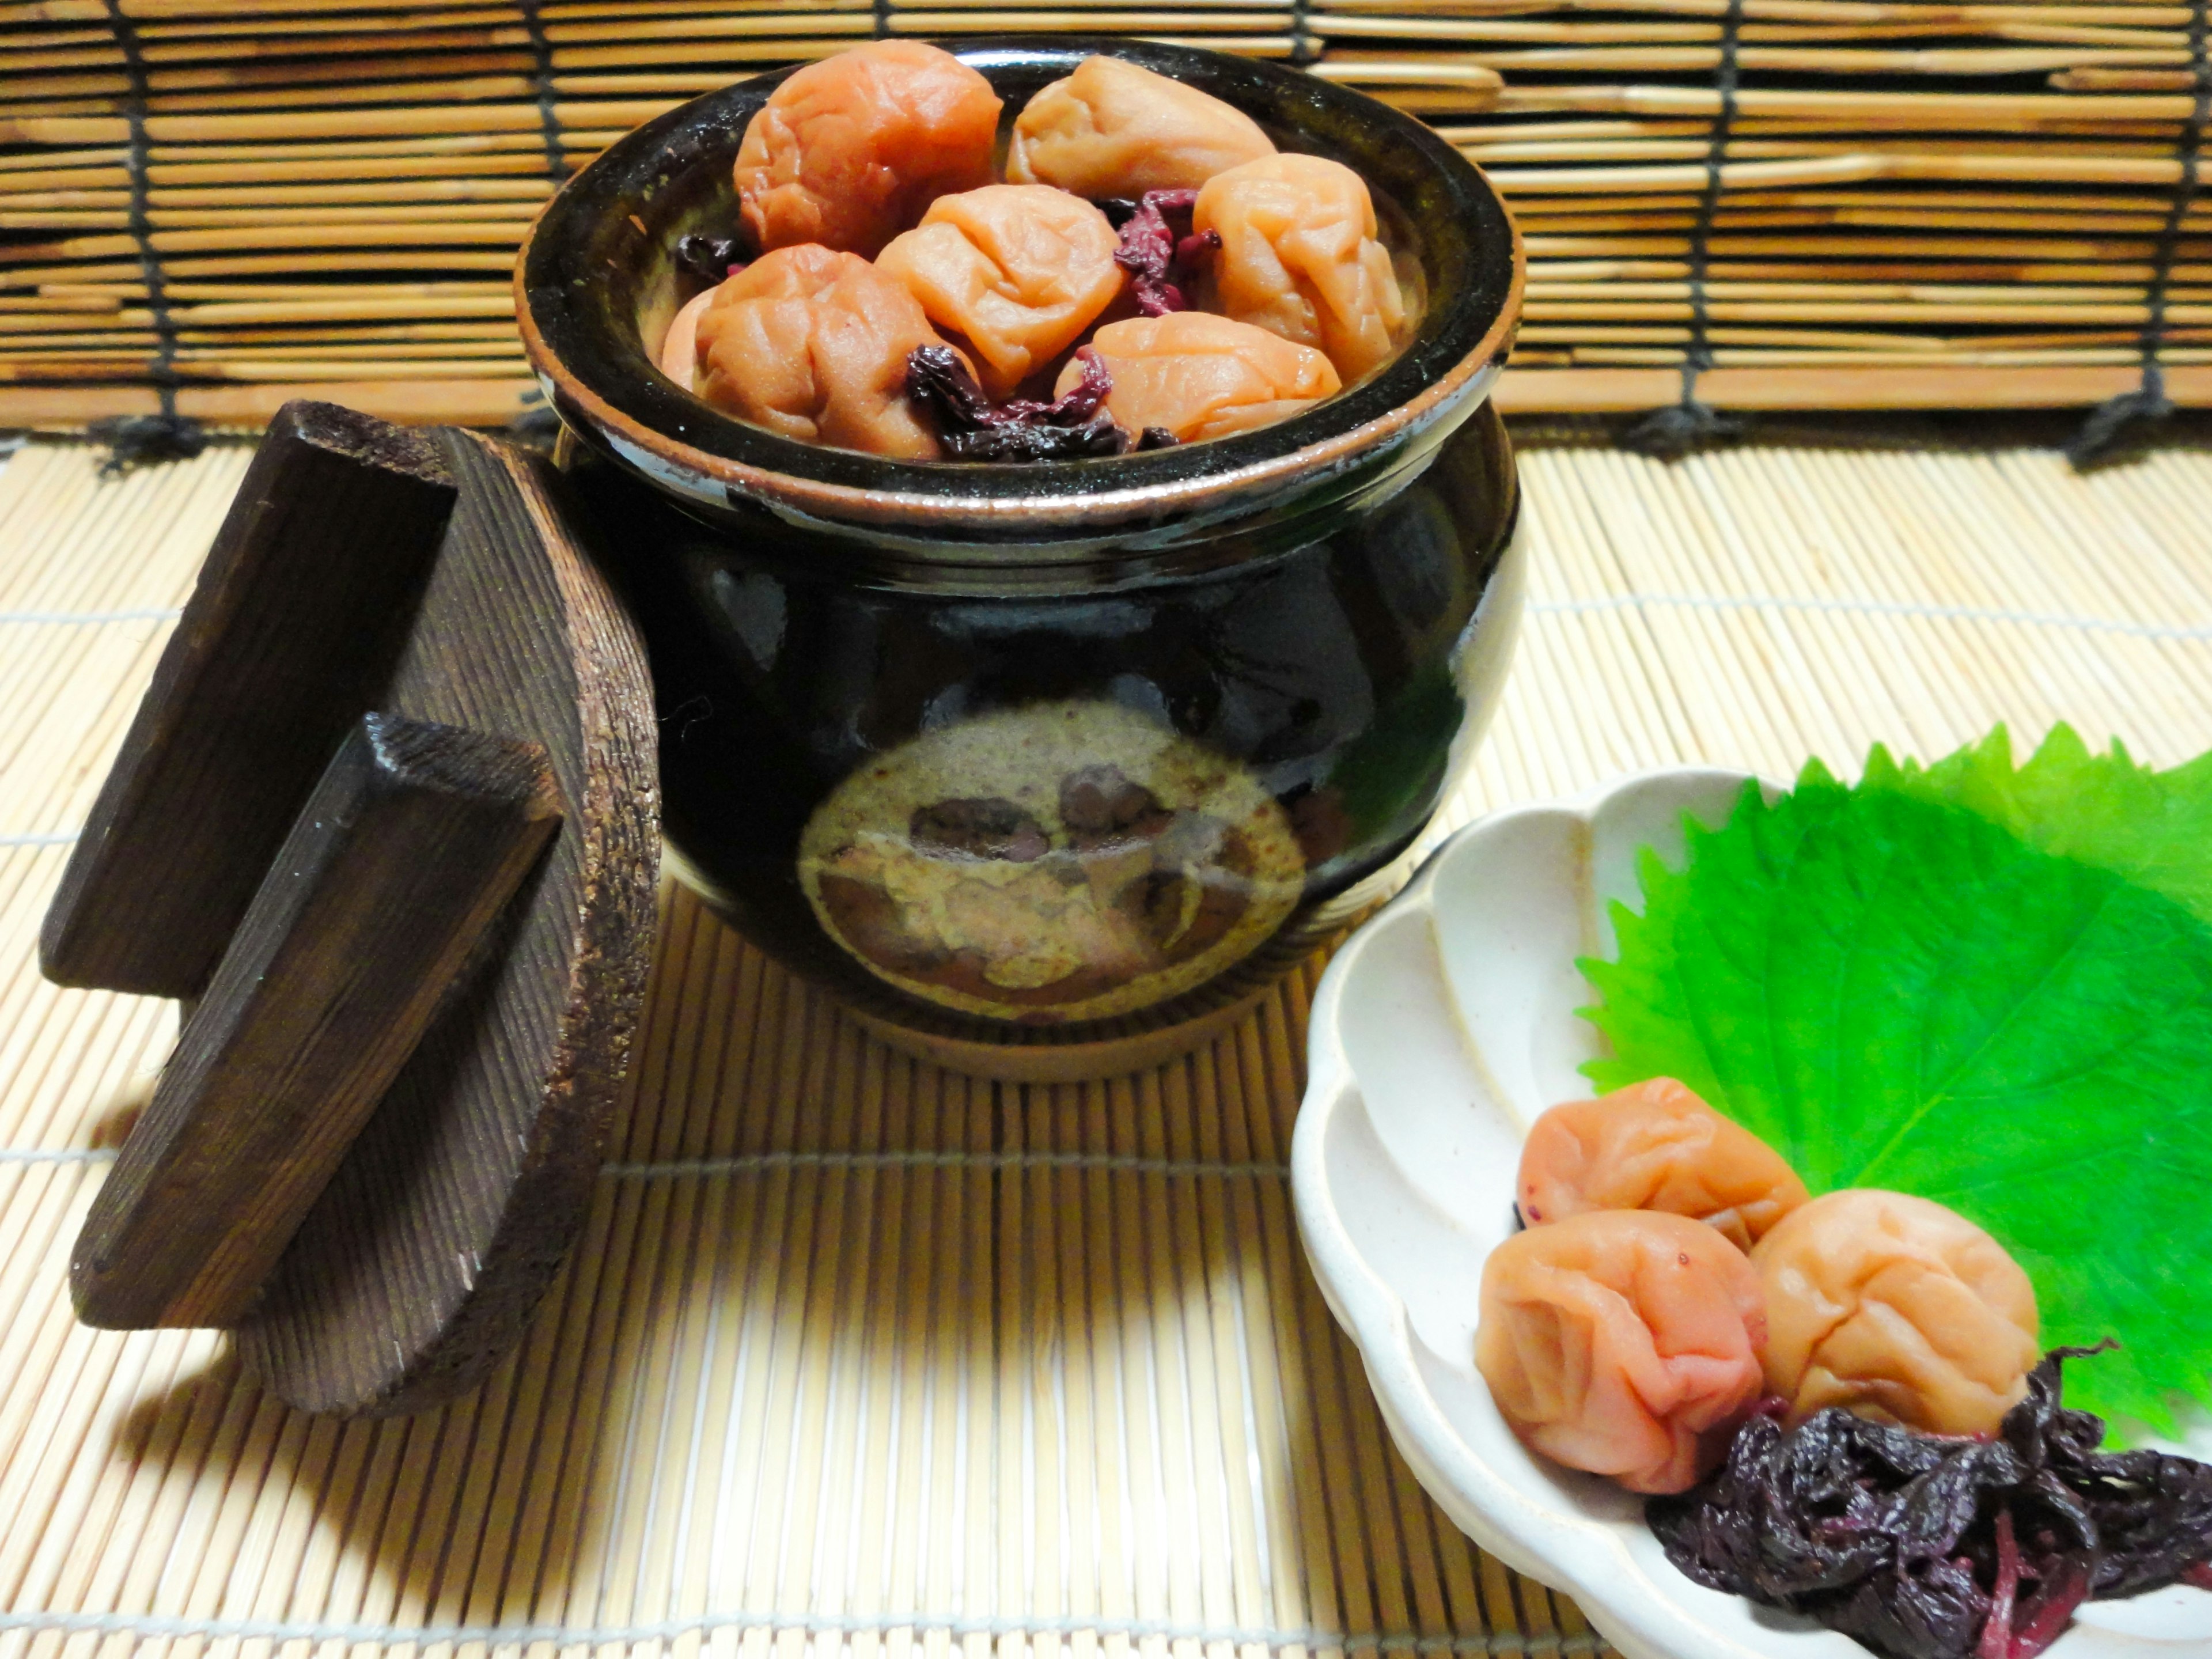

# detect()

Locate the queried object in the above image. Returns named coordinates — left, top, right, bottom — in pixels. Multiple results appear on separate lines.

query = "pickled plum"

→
left=1055, top=312, right=1339, bottom=445
left=1475, top=1210, right=1768, bottom=1495
left=692, top=244, right=967, bottom=459
left=877, top=185, right=1126, bottom=396
left=1006, top=55, right=1275, bottom=200
left=1752, top=1189, right=2040, bottom=1438
left=1194, top=153, right=1407, bottom=382
left=1517, top=1077, right=1809, bottom=1251
left=657, top=46, right=1425, bottom=456
left=657, top=286, right=717, bottom=389
left=733, top=40, right=1001, bottom=257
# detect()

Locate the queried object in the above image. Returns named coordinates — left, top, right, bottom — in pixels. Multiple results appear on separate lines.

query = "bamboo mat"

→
left=6, top=425, right=2212, bottom=1659
left=5, top=0, right=2212, bottom=423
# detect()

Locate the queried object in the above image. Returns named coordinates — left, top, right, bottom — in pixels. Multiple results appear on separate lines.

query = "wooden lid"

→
left=42, top=404, right=660, bottom=1416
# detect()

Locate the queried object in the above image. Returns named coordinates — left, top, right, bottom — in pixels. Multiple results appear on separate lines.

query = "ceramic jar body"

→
left=575, top=399, right=1522, bottom=1053
left=518, top=37, right=1529, bottom=1070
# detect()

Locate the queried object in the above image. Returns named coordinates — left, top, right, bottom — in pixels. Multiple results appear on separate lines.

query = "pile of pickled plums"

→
left=1481, top=1079, right=2212, bottom=1659
left=655, top=42, right=1414, bottom=460
left=1482, top=1078, right=2045, bottom=1494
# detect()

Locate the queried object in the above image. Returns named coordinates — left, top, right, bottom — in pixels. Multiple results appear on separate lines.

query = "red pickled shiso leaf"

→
left=1175, top=228, right=1222, bottom=271
left=1114, top=190, right=1215, bottom=316
left=2004, top=1553, right=2094, bottom=1659
left=904, top=344, right=999, bottom=427
left=1001, top=345, right=1113, bottom=426
left=1975, top=1511, right=2021, bottom=1659
left=903, top=344, right=1128, bottom=461
left=1649, top=1347, right=2212, bottom=1659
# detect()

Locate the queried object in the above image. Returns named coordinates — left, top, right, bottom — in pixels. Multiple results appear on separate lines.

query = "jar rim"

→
left=516, top=36, right=1525, bottom=537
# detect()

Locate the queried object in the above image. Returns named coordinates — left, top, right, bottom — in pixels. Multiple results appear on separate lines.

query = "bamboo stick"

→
left=1313, top=9, right=2191, bottom=41
left=0, top=202, right=542, bottom=229
left=1455, top=134, right=2188, bottom=162
left=2, top=222, right=543, bottom=262
left=893, top=9, right=1290, bottom=28
left=1535, top=324, right=2212, bottom=347
left=1485, top=151, right=2198, bottom=190
left=1321, top=28, right=2190, bottom=75
left=32, top=277, right=506, bottom=298
left=1312, top=0, right=2194, bottom=25
left=1524, top=297, right=2210, bottom=320
left=0, top=147, right=126, bottom=175
left=144, top=73, right=581, bottom=116
left=0, top=97, right=679, bottom=144
left=1311, top=12, right=2189, bottom=40
left=1529, top=276, right=2207, bottom=299
left=1562, top=342, right=2212, bottom=363
left=1527, top=256, right=2212, bottom=280
left=1361, top=76, right=2209, bottom=122
left=1489, top=361, right=2212, bottom=409
left=0, top=179, right=551, bottom=209
left=2053, top=63, right=2199, bottom=83
left=1, top=253, right=519, bottom=287
left=141, top=22, right=528, bottom=59
left=1526, top=232, right=2212, bottom=257
left=1510, top=186, right=2206, bottom=214
left=1518, top=320, right=1911, bottom=344
left=0, top=327, right=524, bottom=353
left=139, top=130, right=587, bottom=164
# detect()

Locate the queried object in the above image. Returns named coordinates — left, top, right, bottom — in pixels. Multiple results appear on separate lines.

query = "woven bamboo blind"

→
left=0, top=3, right=2209, bottom=426
left=7, top=428, right=2212, bottom=1659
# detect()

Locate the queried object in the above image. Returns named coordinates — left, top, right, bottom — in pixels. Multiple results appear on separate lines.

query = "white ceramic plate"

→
left=1290, top=767, right=2212, bottom=1659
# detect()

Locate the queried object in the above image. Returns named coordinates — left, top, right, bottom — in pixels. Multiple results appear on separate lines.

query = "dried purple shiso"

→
left=1112, top=189, right=1221, bottom=317
left=1648, top=1346, right=2212, bottom=1659
left=904, top=344, right=1142, bottom=461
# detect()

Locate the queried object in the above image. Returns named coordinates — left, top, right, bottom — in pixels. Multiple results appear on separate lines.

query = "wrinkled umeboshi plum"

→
left=1194, top=153, right=1407, bottom=384
left=1476, top=1210, right=1768, bottom=1495
left=1752, top=1189, right=2040, bottom=1437
left=691, top=244, right=968, bottom=459
left=733, top=41, right=1001, bottom=259
left=877, top=185, right=1125, bottom=397
left=657, top=286, right=718, bottom=389
left=1517, top=1077, right=1809, bottom=1251
left=1054, top=312, right=1339, bottom=445
left=1006, top=55, right=1275, bottom=200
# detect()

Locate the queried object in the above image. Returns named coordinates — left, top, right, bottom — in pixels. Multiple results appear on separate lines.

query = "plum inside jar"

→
left=649, top=44, right=1423, bottom=461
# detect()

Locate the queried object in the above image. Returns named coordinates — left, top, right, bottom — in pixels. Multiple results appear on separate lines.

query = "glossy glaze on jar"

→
left=521, top=37, right=1527, bottom=1058
left=569, top=400, right=1521, bottom=1038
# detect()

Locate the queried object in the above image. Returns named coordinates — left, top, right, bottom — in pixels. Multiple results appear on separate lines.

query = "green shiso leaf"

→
left=1864, top=724, right=2212, bottom=928
left=1579, top=740, right=2212, bottom=1435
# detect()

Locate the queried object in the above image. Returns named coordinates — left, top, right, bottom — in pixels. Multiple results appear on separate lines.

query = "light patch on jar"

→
left=797, top=699, right=1306, bottom=1024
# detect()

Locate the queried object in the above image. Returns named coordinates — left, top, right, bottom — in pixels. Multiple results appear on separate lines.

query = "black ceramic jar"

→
left=518, top=37, right=1527, bottom=1078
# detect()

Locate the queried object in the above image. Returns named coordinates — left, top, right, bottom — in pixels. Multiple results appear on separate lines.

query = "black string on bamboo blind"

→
left=519, top=0, right=569, bottom=183
left=91, top=0, right=207, bottom=473
left=2070, top=0, right=2211, bottom=467
left=1619, top=0, right=1746, bottom=459
left=509, top=0, right=572, bottom=459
